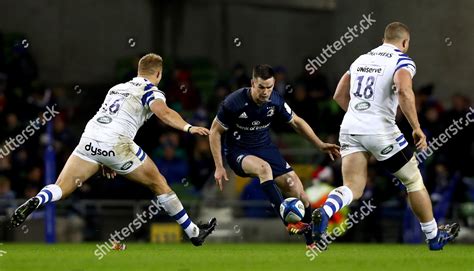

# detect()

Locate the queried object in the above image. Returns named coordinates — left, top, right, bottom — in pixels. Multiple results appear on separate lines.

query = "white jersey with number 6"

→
left=340, top=43, right=416, bottom=135
left=82, top=77, right=166, bottom=142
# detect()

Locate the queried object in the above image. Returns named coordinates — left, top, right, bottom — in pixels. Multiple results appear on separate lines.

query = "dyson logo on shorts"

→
left=85, top=142, right=115, bottom=157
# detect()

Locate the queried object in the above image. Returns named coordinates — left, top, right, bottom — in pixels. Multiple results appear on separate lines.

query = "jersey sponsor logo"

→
left=252, top=120, right=261, bottom=126
left=96, top=116, right=112, bottom=124
left=120, top=161, right=134, bottom=170
left=367, top=51, right=392, bottom=58
left=355, top=65, right=385, bottom=75
left=109, top=90, right=130, bottom=97
left=236, top=123, right=270, bottom=131
left=267, top=107, right=275, bottom=117
left=381, top=145, right=394, bottom=155
left=238, top=112, right=248, bottom=119
left=129, top=81, right=143, bottom=87
left=354, top=101, right=371, bottom=111
left=84, top=142, right=116, bottom=157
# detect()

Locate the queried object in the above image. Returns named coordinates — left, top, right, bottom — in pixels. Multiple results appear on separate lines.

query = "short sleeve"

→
left=142, top=84, right=166, bottom=108
left=395, top=57, right=416, bottom=78
left=277, top=101, right=294, bottom=123
left=216, top=102, right=231, bottom=130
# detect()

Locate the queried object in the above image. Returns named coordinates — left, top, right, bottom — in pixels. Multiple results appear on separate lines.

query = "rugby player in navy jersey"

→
left=209, top=64, right=340, bottom=248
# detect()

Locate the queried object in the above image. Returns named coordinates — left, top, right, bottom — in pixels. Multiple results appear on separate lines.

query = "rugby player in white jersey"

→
left=311, top=22, right=459, bottom=250
left=10, top=53, right=216, bottom=246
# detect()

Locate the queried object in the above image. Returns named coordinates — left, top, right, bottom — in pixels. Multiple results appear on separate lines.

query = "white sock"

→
left=322, top=186, right=353, bottom=218
left=420, top=219, right=438, bottom=240
left=35, top=184, right=63, bottom=206
left=157, top=192, right=199, bottom=238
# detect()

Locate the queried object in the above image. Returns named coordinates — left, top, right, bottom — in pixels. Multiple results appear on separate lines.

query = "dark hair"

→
left=252, top=64, right=274, bottom=80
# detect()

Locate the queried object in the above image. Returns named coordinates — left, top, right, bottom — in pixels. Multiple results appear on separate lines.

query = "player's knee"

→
left=393, top=156, right=425, bottom=193
left=256, top=162, right=272, bottom=180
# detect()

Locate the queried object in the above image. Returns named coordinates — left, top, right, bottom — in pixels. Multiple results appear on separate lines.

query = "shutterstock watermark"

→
left=392, top=106, right=474, bottom=188
left=305, top=12, right=376, bottom=75
left=0, top=104, right=60, bottom=159
left=306, top=198, right=376, bottom=261
left=416, top=106, right=474, bottom=162
left=94, top=197, right=163, bottom=260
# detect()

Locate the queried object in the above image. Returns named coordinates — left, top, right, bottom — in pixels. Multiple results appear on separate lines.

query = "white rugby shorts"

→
left=72, top=136, right=147, bottom=174
left=339, top=131, right=408, bottom=161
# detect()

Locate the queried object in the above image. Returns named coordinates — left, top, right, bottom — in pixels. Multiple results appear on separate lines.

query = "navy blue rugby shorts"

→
left=224, top=145, right=293, bottom=178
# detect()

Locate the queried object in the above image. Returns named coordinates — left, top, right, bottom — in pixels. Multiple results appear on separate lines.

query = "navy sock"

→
left=260, top=180, right=285, bottom=222
left=302, top=205, right=314, bottom=245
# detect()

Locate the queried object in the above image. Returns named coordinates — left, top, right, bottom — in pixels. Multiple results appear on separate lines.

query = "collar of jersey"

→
left=246, top=87, right=271, bottom=107
left=381, top=43, right=400, bottom=51
left=133, top=76, right=152, bottom=84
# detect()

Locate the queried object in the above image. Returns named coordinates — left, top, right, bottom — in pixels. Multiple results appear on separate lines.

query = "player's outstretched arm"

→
left=333, top=72, right=351, bottom=111
left=394, top=69, right=427, bottom=151
left=209, top=118, right=229, bottom=191
left=150, top=100, right=210, bottom=135
left=289, top=114, right=341, bottom=160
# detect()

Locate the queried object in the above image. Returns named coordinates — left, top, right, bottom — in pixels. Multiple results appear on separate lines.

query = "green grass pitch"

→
left=1, top=243, right=473, bottom=271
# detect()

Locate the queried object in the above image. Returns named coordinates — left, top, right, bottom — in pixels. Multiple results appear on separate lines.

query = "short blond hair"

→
left=138, top=53, right=163, bottom=76
left=384, top=22, right=410, bottom=42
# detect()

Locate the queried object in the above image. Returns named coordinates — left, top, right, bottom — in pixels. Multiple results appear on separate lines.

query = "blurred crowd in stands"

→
left=0, top=32, right=473, bottom=218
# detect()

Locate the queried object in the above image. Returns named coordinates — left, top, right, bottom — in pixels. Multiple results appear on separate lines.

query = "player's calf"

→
left=241, top=156, right=285, bottom=222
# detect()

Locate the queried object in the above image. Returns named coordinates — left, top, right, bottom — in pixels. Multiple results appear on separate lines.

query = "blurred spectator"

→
left=240, top=178, right=275, bottom=218
left=273, top=66, right=288, bottom=97
left=152, top=133, right=188, bottom=185
left=166, top=66, right=201, bottom=111
left=207, top=82, right=230, bottom=115
left=0, top=176, right=15, bottom=241
left=229, top=63, right=250, bottom=90
left=443, top=94, right=473, bottom=176
left=287, top=82, right=317, bottom=129
left=0, top=176, right=15, bottom=213
left=188, top=137, right=213, bottom=190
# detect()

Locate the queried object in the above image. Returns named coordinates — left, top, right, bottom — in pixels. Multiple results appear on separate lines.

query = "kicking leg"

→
left=10, top=154, right=99, bottom=228
left=240, top=155, right=285, bottom=222
left=124, top=156, right=216, bottom=246
left=312, top=151, right=369, bottom=239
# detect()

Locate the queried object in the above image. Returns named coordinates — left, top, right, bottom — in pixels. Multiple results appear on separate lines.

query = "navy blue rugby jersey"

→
left=216, top=87, right=294, bottom=149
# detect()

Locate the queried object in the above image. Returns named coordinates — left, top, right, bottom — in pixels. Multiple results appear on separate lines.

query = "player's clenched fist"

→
left=214, top=167, right=229, bottom=191
left=189, top=126, right=210, bottom=136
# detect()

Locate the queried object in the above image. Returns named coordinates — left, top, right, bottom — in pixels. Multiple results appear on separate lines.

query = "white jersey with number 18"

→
left=82, top=77, right=166, bottom=142
left=340, top=43, right=416, bottom=135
